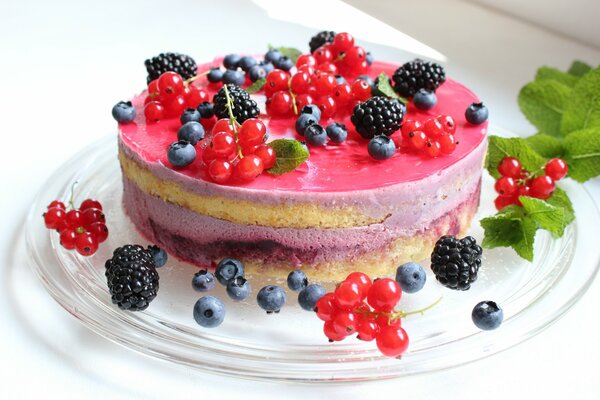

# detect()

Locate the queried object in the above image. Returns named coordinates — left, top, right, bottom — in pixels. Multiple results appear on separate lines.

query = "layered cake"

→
left=116, top=39, right=487, bottom=281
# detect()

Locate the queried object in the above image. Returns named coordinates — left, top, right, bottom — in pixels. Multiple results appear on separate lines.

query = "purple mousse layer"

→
left=123, top=176, right=481, bottom=268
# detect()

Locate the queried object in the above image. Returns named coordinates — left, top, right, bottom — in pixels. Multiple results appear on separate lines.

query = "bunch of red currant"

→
left=144, top=72, right=209, bottom=122
left=264, top=33, right=371, bottom=120
left=43, top=197, right=108, bottom=256
left=399, top=115, right=458, bottom=157
left=494, top=156, right=568, bottom=210
left=314, top=272, right=411, bottom=358
left=201, top=118, right=276, bottom=183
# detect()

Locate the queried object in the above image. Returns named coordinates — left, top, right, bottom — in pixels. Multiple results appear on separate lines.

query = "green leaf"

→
left=266, top=139, right=309, bottom=175
left=568, top=60, right=592, bottom=77
left=520, top=196, right=566, bottom=238
left=518, top=80, right=572, bottom=137
left=246, top=78, right=265, bottom=94
left=269, top=46, right=302, bottom=64
left=562, top=127, right=600, bottom=182
left=546, top=187, right=575, bottom=225
left=375, top=73, right=408, bottom=104
left=485, top=136, right=547, bottom=179
left=535, top=66, right=579, bottom=87
left=524, top=133, right=564, bottom=158
left=480, top=206, right=536, bottom=262
left=512, top=217, right=537, bottom=261
left=560, top=68, right=600, bottom=135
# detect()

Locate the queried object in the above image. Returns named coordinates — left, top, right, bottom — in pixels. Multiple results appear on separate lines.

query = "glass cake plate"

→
left=25, top=133, right=600, bottom=382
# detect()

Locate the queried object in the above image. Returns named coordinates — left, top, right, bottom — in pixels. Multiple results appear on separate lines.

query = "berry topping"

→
left=167, top=140, right=196, bottom=168
left=177, top=121, right=205, bottom=145
left=222, top=69, right=245, bottom=86
left=368, top=135, right=396, bottom=160
left=304, top=124, right=328, bottom=146
left=192, top=270, right=216, bottom=292
left=295, top=113, right=318, bottom=136
left=412, top=89, right=437, bottom=111
left=226, top=276, right=252, bottom=301
left=325, top=122, right=348, bottom=143
left=395, top=262, right=426, bottom=294
left=193, top=296, right=226, bottom=328
left=465, top=102, right=489, bottom=125
left=472, top=301, right=503, bottom=330
left=298, top=284, right=326, bottom=311
left=112, top=101, right=136, bottom=123
left=257, top=285, right=287, bottom=313
left=239, top=56, right=258, bottom=72
left=235, top=154, right=265, bottom=181
left=207, top=67, right=224, bottom=83
left=215, top=258, right=245, bottom=286
left=223, top=53, right=242, bottom=70
left=351, top=97, right=404, bottom=139
left=144, top=52, right=197, bottom=84
left=300, top=104, right=322, bottom=121
left=265, top=48, right=283, bottom=64
left=287, top=270, right=308, bottom=292
left=430, top=235, right=482, bottom=290
left=213, top=84, right=259, bottom=123
left=197, top=102, right=215, bottom=119
left=180, top=108, right=201, bottom=124
left=309, top=30, right=335, bottom=53
left=392, top=59, right=446, bottom=97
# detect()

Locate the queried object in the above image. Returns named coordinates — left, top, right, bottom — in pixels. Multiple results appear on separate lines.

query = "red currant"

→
left=315, top=293, right=337, bottom=322
left=265, top=69, right=289, bottom=94
left=290, top=71, right=311, bottom=94
left=314, top=46, right=333, bottom=64
left=65, top=209, right=83, bottom=229
left=185, top=85, right=209, bottom=108
left=81, top=207, right=105, bottom=227
left=408, top=131, right=427, bottom=151
left=545, top=158, right=568, bottom=181
left=297, top=64, right=316, bottom=78
left=157, top=72, right=185, bottom=98
left=44, top=207, right=67, bottom=230
left=344, top=46, right=366, bottom=67
left=425, top=140, right=442, bottom=158
left=268, top=91, right=293, bottom=117
left=376, top=326, right=409, bottom=358
left=439, top=134, right=457, bottom=154
left=351, top=79, right=372, bottom=102
left=254, top=144, right=276, bottom=169
left=497, top=157, right=522, bottom=178
left=494, top=195, right=517, bottom=211
left=201, top=146, right=218, bottom=165
left=316, top=96, right=336, bottom=119
left=318, top=62, right=338, bottom=75
left=212, top=119, right=236, bottom=135
left=164, top=95, right=187, bottom=118
left=401, top=120, right=423, bottom=140
left=423, top=118, right=444, bottom=138
left=88, top=222, right=109, bottom=243
left=334, top=281, right=362, bottom=309
left=494, top=176, right=517, bottom=196
left=296, top=54, right=317, bottom=68
left=332, top=32, right=355, bottom=52
left=314, top=73, right=336, bottom=96
left=48, top=200, right=66, bottom=210
left=375, top=314, right=402, bottom=329
left=332, top=309, right=358, bottom=335
left=295, top=94, right=314, bottom=110
left=436, top=114, right=456, bottom=134
left=59, top=229, right=77, bottom=250
left=239, top=118, right=267, bottom=146
left=530, top=175, right=555, bottom=199
left=356, top=318, right=379, bottom=342
left=367, top=278, right=401, bottom=312
left=333, top=83, right=353, bottom=108
left=345, top=271, right=372, bottom=300
left=208, top=159, right=233, bottom=183
left=211, top=132, right=237, bottom=158
left=80, top=199, right=102, bottom=211
left=236, top=155, right=264, bottom=181
left=517, top=184, right=531, bottom=198
left=324, top=320, right=347, bottom=341
left=74, top=232, right=98, bottom=256
left=144, top=101, right=164, bottom=123
left=147, top=79, right=159, bottom=95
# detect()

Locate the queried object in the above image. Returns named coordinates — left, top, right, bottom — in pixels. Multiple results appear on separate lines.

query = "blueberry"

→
left=248, top=65, right=267, bottom=82
left=304, top=124, right=327, bottom=146
left=300, top=104, right=321, bottom=121
left=275, top=56, right=294, bottom=71
left=298, top=284, right=325, bottom=311
left=177, top=121, right=205, bottom=145
left=287, top=270, right=308, bottom=292
left=180, top=108, right=201, bottom=124
left=147, top=245, right=167, bottom=268
left=264, top=49, right=282, bottom=64
left=197, top=101, right=214, bottom=119
left=222, top=69, right=245, bottom=86
left=257, top=285, right=286, bottom=313
left=260, top=61, right=275, bottom=74
left=395, top=262, right=426, bottom=293
left=465, top=102, right=489, bottom=125
left=239, top=56, right=258, bottom=72
left=413, top=89, right=437, bottom=111
left=193, top=296, right=225, bottom=328
left=167, top=140, right=196, bottom=167
left=112, top=101, right=136, bottom=123
left=472, top=301, right=503, bottom=330
left=223, top=54, right=242, bottom=70
left=295, top=113, right=318, bottom=136
left=192, top=270, right=216, bottom=292
left=207, top=68, right=223, bottom=83
left=226, top=276, right=251, bottom=301
left=326, top=122, right=348, bottom=143
left=365, top=52, right=374, bottom=65
left=368, top=135, right=396, bottom=160
left=215, top=258, right=245, bottom=286
left=355, top=75, right=374, bottom=87
left=334, top=75, right=347, bottom=85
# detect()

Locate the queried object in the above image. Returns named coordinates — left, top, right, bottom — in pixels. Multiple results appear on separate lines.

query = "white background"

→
left=1, top=0, right=599, bottom=398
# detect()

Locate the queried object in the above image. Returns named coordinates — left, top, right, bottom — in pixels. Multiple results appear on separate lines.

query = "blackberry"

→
left=309, top=30, right=335, bottom=53
left=350, top=96, right=404, bottom=139
left=105, top=245, right=160, bottom=311
left=213, top=84, right=259, bottom=123
left=392, top=59, right=446, bottom=97
left=144, top=52, right=197, bottom=84
left=430, top=235, right=482, bottom=291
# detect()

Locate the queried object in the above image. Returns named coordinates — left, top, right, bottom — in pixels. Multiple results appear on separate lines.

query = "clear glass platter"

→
left=25, top=133, right=600, bottom=382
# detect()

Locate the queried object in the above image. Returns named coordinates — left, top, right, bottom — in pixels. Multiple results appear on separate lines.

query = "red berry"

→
left=48, top=200, right=66, bottom=210
left=164, top=95, right=187, bottom=118
left=80, top=199, right=102, bottom=211
left=318, top=62, right=338, bottom=75
left=323, top=320, right=347, bottom=341
left=425, top=140, right=442, bottom=158
left=44, top=207, right=67, bottom=230
left=408, top=131, right=427, bottom=151
left=314, top=46, right=333, bottom=64
left=334, top=281, right=362, bottom=309
left=265, top=69, right=289, bottom=94
left=351, top=79, right=372, bottom=102
left=439, top=133, right=457, bottom=154
left=332, top=32, right=355, bottom=52
left=494, top=195, right=518, bottom=211
left=316, top=96, right=336, bottom=119
left=65, top=209, right=83, bottom=229
left=530, top=175, right=556, bottom=199
left=376, top=326, right=409, bottom=357
left=517, top=184, right=531, bottom=198
left=211, top=132, right=237, bottom=158
left=344, top=46, right=366, bottom=67
left=545, top=158, right=568, bottom=181
left=497, top=157, right=522, bottom=178
left=345, top=271, right=372, bottom=300
left=290, top=71, right=311, bottom=94
left=315, top=293, right=337, bottom=321
left=208, top=159, right=233, bottom=183
left=297, top=64, right=316, bottom=78
left=212, top=118, right=236, bottom=135
left=268, top=91, right=293, bottom=117
left=367, top=278, right=401, bottom=312
left=436, top=114, right=456, bottom=134
left=332, top=309, right=358, bottom=335
left=157, top=71, right=185, bottom=98
left=357, top=318, right=379, bottom=342
left=295, top=94, right=314, bottom=110
left=59, top=229, right=77, bottom=250
left=254, top=144, right=276, bottom=169
left=201, top=146, right=218, bottom=165
left=333, top=83, right=352, bottom=108
left=423, top=118, right=444, bottom=138
left=75, top=232, right=98, bottom=256
left=185, top=85, right=209, bottom=108
left=144, top=101, right=164, bottom=123
left=314, top=73, right=336, bottom=96
left=401, top=120, right=423, bottom=140
left=296, top=54, right=317, bottom=68
left=494, top=176, right=517, bottom=196
left=88, top=222, right=109, bottom=243
left=236, top=155, right=264, bottom=181
left=239, top=118, right=267, bottom=146
left=81, top=207, right=105, bottom=227
left=147, top=79, right=159, bottom=95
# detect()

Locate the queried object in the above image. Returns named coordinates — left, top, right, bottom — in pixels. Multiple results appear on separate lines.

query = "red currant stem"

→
left=67, top=181, right=78, bottom=210
left=290, top=90, right=298, bottom=116
left=334, top=53, right=346, bottom=62
left=354, top=296, right=443, bottom=321
left=184, top=70, right=210, bottom=85
left=222, top=84, right=244, bottom=159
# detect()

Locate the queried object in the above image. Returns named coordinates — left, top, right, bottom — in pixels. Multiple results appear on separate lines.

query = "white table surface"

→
left=1, top=0, right=599, bottom=398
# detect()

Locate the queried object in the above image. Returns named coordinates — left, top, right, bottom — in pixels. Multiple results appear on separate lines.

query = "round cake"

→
left=117, top=56, right=487, bottom=281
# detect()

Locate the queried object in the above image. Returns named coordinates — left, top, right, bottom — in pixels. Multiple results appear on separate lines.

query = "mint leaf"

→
left=546, top=187, right=575, bottom=225
left=480, top=206, right=536, bottom=261
left=246, top=78, right=265, bottom=94
left=269, top=46, right=302, bottom=64
left=535, top=66, right=579, bottom=87
left=520, top=196, right=566, bottom=238
left=375, top=73, right=408, bottom=104
left=512, top=217, right=537, bottom=261
left=560, top=68, right=600, bottom=135
left=563, top=127, right=600, bottom=182
left=518, top=80, right=572, bottom=137
left=568, top=60, right=592, bottom=77
left=485, top=136, right=547, bottom=179
left=267, top=139, right=309, bottom=175
left=524, top=133, right=564, bottom=158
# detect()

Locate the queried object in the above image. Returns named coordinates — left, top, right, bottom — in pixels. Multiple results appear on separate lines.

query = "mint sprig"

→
left=246, top=78, right=266, bottom=94
left=268, top=45, right=302, bottom=64
left=560, top=68, right=600, bottom=134
left=518, top=79, right=572, bottom=137
left=267, top=139, right=309, bottom=175
left=563, top=127, right=600, bottom=182
left=375, top=73, right=408, bottom=104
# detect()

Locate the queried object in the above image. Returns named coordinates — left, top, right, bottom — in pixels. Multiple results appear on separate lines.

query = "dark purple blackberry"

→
left=309, top=30, right=335, bottom=53
left=430, top=235, right=482, bottom=291
left=213, top=84, right=259, bottom=123
left=144, top=52, right=197, bottom=84
left=392, top=59, right=446, bottom=97
left=105, top=245, right=159, bottom=311
left=350, top=96, right=404, bottom=139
